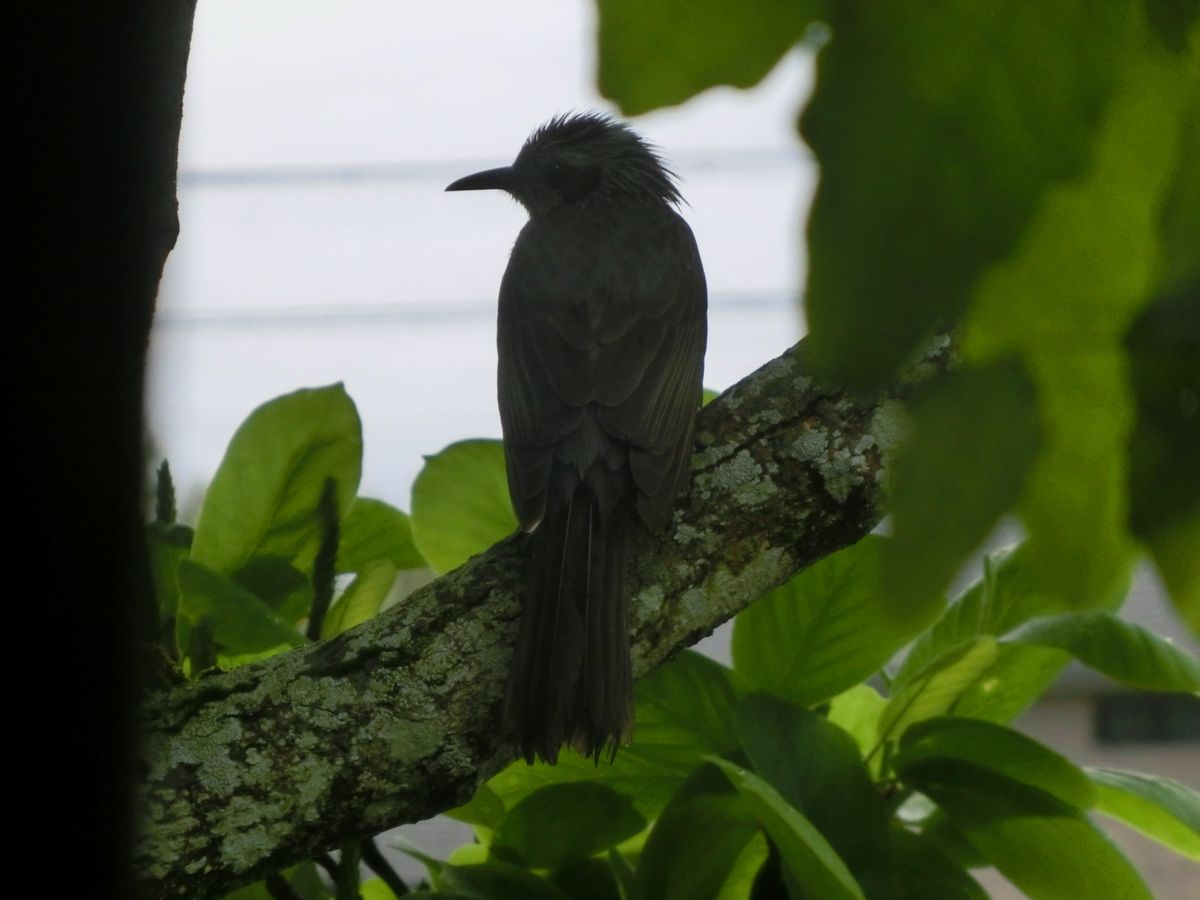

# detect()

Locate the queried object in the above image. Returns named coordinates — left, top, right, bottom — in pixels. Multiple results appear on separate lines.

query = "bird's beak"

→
left=445, top=166, right=515, bottom=193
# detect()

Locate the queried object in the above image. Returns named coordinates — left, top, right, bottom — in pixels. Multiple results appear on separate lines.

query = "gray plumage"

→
left=447, top=112, right=707, bottom=763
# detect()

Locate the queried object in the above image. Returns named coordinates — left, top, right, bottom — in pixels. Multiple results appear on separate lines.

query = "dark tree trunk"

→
left=14, top=4, right=196, bottom=897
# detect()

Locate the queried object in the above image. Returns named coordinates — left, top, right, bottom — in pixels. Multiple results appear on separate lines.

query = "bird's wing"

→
left=595, top=220, right=707, bottom=529
left=497, top=210, right=707, bottom=532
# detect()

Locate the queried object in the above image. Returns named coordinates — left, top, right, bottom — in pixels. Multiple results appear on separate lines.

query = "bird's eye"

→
left=543, top=161, right=599, bottom=202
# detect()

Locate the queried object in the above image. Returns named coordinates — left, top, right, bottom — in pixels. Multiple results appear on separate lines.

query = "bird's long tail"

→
left=503, top=488, right=633, bottom=764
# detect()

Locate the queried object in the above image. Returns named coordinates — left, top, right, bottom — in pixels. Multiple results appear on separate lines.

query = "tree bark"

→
left=133, top=336, right=950, bottom=898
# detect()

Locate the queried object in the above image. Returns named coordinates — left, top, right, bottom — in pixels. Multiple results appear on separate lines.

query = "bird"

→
left=446, top=112, right=707, bottom=764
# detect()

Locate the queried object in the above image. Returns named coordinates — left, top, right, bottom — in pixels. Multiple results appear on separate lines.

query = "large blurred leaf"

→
left=709, top=759, right=865, bottom=900
left=321, top=560, right=397, bottom=638
left=911, top=769, right=1152, bottom=900
left=801, top=2, right=1133, bottom=387
left=895, top=718, right=1096, bottom=810
left=596, top=0, right=823, bottom=115
left=634, top=787, right=763, bottom=900
left=176, top=559, right=305, bottom=672
left=883, top=361, right=1039, bottom=612
left=1087, top=767, right=1200, bottom=860
left=485, top=651, right=739, bottom=820
left=1003, top=611, right=1200, bottom=692
left=735, top=695, right=889, bottom=894
left=339, top=497, right=425, bottom=573
left=961, top=36, right=1195, bottom=607
left=1155, top=75, right=1199, bottom=291
left=410, top=439, right=515, bottom=574
left=1125, top=280, right=1200, bottom=629
left=732, top=536, right=941, bottom=706
left=493, top=782, right=645, bottom=870
left=191, top=385, right=361, bottom=576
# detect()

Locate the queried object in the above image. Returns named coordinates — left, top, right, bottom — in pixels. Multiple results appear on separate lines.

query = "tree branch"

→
left=133, top=336, right=950, bottom=899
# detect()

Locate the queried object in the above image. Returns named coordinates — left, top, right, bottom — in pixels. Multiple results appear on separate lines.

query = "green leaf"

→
left=961, top=34, right=1195, bottom=607
left=826, top=685, right=887, bottom=766
left=709, top=759, right=865, bottom=900
left=410, top=439, right=515, bottom=574
left=1155, top=77, right=1199, bottom=291
left=634, top=650, right=741, bottom=759
left=176, top=559, right=305, bottom=671
left=735, top=695, right=889, bottom=894
left=891, top=545, right=1129, bottom=727
left=888, top=825, right=987, bottom=900
left=895, top=546, right=1067, bottom=684
left=608, top=850, right=636, bottom=900
left=485, top=651, right=739, bottom=821
left=715, top=833, right=769, bottom=900
left=801, top=2, right=1134, bottom=388
left=634, top=785, right=763, bottom=900
left=339, top=497, right=425, bottom=573
left=392, top=836, right=448, bottom=889
left=1147, top=515, right=1200, bottom=634
left=1003, top=611, right=1200, bottom=692
left=732, top=536, right=941, bottom=706
left=360, top=880, right=399, bottom=900
left=221, top=863, right=327, bottom=900
left=883, top=361, right=1040, bottom=612
left=493, top=782, right=645, bottom=870
left=447, top=784, right=507, bottom=839
left=913, top=811, right=988, bottom=871
left=877, top=638, right=1000, bottom=744
left=596, top=0, right=824, bottom=115
left=439, top=859, right=572, bottom=900
left=191, top=385, right=362, bottom=576
left=912, top=769, right=1152, bottom=900
left=1088, top=767, right=1200, bottom=860
left=230, top=555, right=312, bottom=624
left=550, top=859, right=623, bottom=900
left=321, top=560, right=397, bottom=637
left=895, top=718, right=1096, bottom=810
left=1125, top=281, right=1200, bottom=631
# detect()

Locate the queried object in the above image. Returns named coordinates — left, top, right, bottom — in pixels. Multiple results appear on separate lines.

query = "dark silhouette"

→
left=447, top=113, right=707, bottom=763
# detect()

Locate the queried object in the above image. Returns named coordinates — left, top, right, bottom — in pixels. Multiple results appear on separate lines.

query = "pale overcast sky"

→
left=149, top=0, right=817, bottom=507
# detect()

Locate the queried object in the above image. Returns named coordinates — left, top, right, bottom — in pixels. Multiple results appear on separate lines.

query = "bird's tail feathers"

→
left=503, top=488, right=633, bottom=764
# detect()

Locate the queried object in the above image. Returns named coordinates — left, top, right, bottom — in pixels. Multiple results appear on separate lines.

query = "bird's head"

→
left=446, top=112, right=681, bottom=215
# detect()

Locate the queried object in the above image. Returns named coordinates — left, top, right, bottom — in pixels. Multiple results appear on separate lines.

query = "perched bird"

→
left=447, top=112, right=707, bottom=763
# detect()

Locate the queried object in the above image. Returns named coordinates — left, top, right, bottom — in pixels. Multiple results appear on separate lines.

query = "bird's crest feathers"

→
left=518, top=111, right=683, bottom=207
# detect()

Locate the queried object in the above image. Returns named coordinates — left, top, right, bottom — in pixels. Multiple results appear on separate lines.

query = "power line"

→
left=153, top=289, right=799, bottom=330
left=177, top=147, right=810, bottom=189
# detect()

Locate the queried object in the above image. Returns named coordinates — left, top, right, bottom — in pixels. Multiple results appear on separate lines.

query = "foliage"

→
left=412, top=474, right=1197, bottom=900
left=599, top=0, right=1200, bottom=635
left=148, top=392, right=1198, bottom=897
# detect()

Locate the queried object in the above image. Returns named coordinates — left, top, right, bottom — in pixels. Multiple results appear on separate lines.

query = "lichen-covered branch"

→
left=134, top=336, right=949, bottom=899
